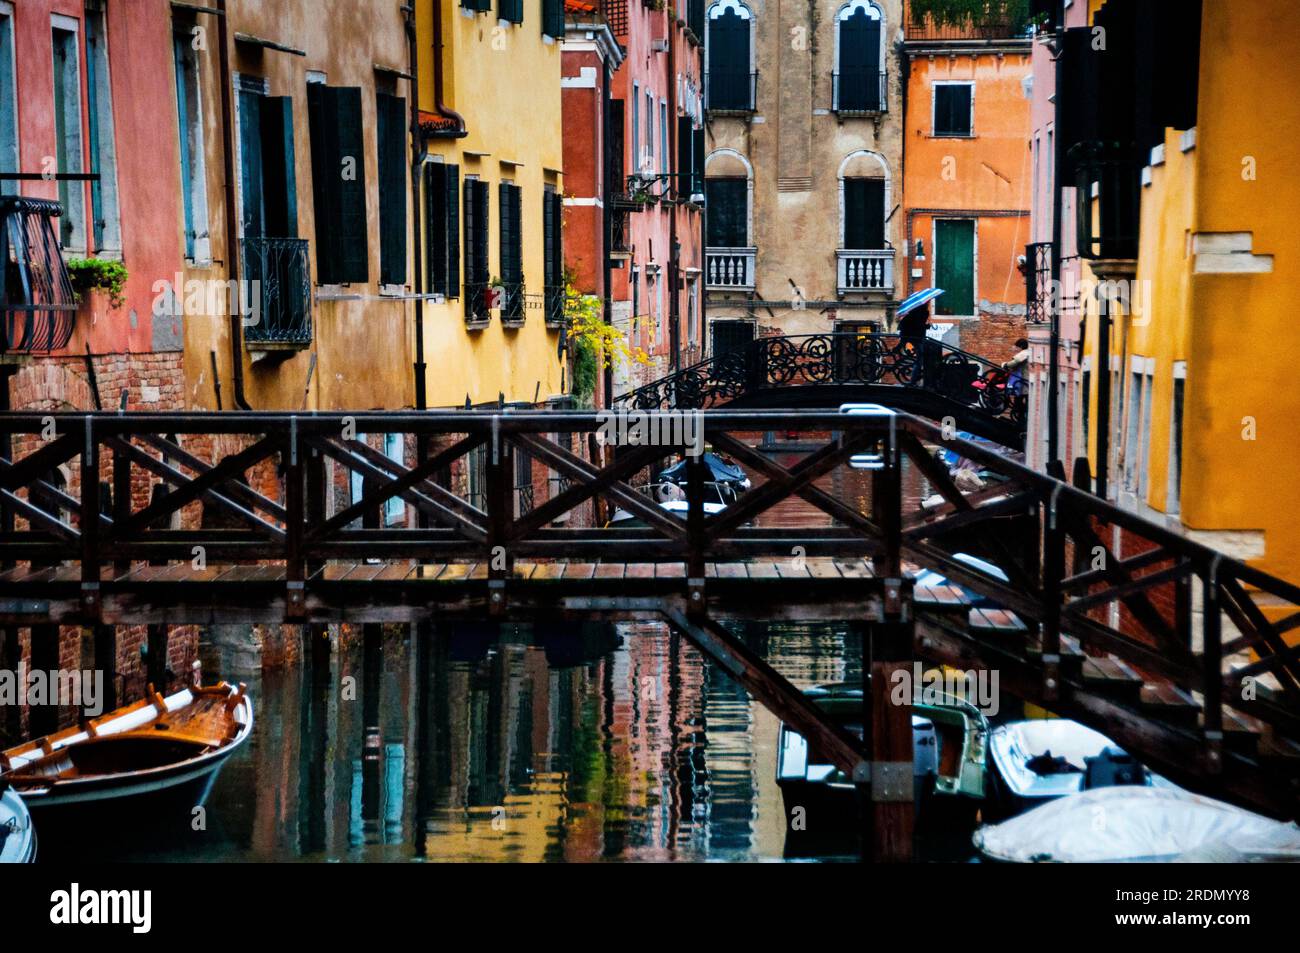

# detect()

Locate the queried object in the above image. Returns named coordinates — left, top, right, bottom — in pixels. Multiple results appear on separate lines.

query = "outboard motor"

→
left=1084, top=746, right=1149, bottom=789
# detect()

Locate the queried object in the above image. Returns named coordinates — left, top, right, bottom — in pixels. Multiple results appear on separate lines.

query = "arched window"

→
left=704, top=150, right=752, bottom=247
left=839, top=151, right=889, bottom=250
left=706, top=0, right=754, bottom=112
left=835, top=1, right=885, bottom=113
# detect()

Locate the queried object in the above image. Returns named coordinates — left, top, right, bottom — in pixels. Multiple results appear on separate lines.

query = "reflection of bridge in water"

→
left=3, top=408, right=1300, bottom=858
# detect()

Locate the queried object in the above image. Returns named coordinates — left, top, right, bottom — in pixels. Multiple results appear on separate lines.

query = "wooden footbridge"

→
left=2, top=408, right=1300, bottom=856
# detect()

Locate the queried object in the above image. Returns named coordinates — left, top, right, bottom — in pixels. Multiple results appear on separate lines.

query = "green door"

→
left=934, top=219, right=975, bottom=316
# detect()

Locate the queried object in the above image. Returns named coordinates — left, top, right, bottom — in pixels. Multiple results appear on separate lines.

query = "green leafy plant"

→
left=910, top=0, right=1030, bottom=30
left=66, top=257, right=129, bottom=309
left=562, top=278, right=650, bottom=407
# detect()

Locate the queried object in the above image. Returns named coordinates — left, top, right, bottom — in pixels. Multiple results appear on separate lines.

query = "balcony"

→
left=501, top=282, right=526, bottom=327
left=1024, top=241, right=1053, bottom=324
left=903, top=16, right=1029, bottom=42
left=832, top=70, right=887, bottom=115
left=544, top=284, right=565, bottom=329
left=705, top=71, right=757, bottom=115
left=705, top=247, right=756, bottom=292
left=464, top=281, right=491, bottom=325
left=0, top=197, right=77, bottom=354
left=241, top=237, right=311, bottom=347
left=837, top=249, right=893, bottom=295
left=1069, top=141, right=1141, bottom=262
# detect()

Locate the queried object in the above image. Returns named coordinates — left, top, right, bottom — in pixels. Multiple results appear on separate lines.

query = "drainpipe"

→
left=216, top=0, right=251, bottom=409
left=404, top=3, right=428, bottom=414
left=429, top=0, right=467, bottom=136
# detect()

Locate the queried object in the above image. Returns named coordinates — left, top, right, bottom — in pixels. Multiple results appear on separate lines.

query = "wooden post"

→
left=147, top=624, right=169, bottom=694
left=865, top=424, right=914, bottom=862
left=30, top=624, right=60, bottom=737
left=686, top=450, right=707, bottom=614
left=284, top=418, right=305, bottom=620
left=305, top=445, right=330, bottom=676
left=1041, top=486, right=1064, bottom=702
left=93, top=624, right=118, bottom=712
left=1202, top=558, right=1224, bottom=776
left=0, top=627, right=19, bottom=742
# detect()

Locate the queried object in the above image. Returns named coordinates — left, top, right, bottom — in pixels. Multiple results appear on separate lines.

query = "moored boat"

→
left=0, top=682, right=253, bottom=816
left=0, top=784, right=36, bottom=863
left=777, top=682, right=988, bottom=852
left=986, top=718, right=1163, bottom=818
left=974, top=785, right=1300, bottom=863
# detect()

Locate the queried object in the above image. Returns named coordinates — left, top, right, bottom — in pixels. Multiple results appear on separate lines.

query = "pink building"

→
left=1, top=0, right=186, bottom=415
left=1024, top=0, right=1088, bottom=473
left=562, top=0, right=705, bottom=406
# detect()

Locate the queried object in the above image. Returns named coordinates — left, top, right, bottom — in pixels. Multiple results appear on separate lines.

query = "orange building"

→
left=899, top=7, right=1032, bottom=361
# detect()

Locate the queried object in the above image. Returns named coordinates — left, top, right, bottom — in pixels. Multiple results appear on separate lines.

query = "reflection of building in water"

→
left=216, top=620, right=863, bottom=861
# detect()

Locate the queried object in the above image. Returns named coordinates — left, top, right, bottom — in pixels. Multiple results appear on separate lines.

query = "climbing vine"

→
left=563, top=279, right=651, bottom=407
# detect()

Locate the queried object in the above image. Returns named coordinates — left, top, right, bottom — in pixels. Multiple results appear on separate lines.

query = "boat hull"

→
left=0, top=788, right=36, bottom=863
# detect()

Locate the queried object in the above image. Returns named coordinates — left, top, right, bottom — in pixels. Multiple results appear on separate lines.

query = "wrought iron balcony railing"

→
left=705, top=247, right=756, bottom=292
left=903, top=16, right=1029, bottom=41
left=464, top=281, right=491, bottom=324
left=705, top=70, right=757, bottom=113
left=0, top=197, right=77, bottom=354
left=241, top=236, right=311, bottom=346
left=1024, top=241, right=1053, bottom=324
left=837, top=248, right=893, bottom=294
left=832, top=69, right=887, bottom=114
left=544, top=284, right=565, bottom=329
left=501, top=282, right=526, bottom=326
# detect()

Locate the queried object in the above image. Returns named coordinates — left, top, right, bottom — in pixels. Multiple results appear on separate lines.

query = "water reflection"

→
left=77, top=621, right=863, bottom=862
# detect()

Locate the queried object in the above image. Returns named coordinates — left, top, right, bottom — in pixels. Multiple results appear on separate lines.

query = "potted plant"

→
left=67, top=257, right=128, bottom=310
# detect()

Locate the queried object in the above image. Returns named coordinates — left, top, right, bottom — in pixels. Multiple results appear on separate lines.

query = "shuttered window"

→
left=543, top=187, right=563, bottom=323
left=933, top=83, right=972, bottom=137
left=463, top=177, right=490, bottom=320
left=376, top=92, right=407, bottom=286
left=542, top=0, right=565, bottom=39
left=837, top=4, right=882, bottom=111
left=307, top=83, right=368, bottom=284
left=934, top=219, right=975, bottom=316
left=462, top=0, right=492, bottom=11
left=500, top=0, right=523, bottom=24
left=425, top=162, right=460, bottom=297
left=707, top=7, right=751, bottom=110
left=843, top=177, right=884, bottom=250
left=704, top=177, right=747, bottom=247
left=499, top=181, right=523, bottom=321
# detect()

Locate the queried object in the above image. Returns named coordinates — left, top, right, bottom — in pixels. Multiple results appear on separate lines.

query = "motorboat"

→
left=0, top=784, right=35, bottom=863
left=606, top=479, right=739, bottom=528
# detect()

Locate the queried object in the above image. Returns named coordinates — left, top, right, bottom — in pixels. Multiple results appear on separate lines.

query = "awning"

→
left=895, top=287, right=945, bottom=317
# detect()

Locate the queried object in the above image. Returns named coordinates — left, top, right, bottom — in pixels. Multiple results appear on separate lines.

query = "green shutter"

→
left=425, top=163, right=443, bottom=294
left=260, top=96, right=298, bottom=237
left=476, top=181, right=490, bottom=285
left=543, top=0, right=564, bottom=39
left=500, top=0, right=523, bottom=24
left=543, top=190, right=555, bottom=289
left=238, top=89, right=265, bottom=238
left=377, top=92, right=407, bottom=286
left=934, top=219, right=975, bottom=316
left=306, top=82, right=339, bottom=282
left=463, top=177, right=475, bottom=294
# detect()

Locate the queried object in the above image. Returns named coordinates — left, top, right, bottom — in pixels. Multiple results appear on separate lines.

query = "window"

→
left=835, top=1, right=884, bottom=113
left=425, top=161, right=460, bottom=297
left=933, top=219, right=975, bottom=316
left=654, top=268, right=664, bottom=347
left=0, top=4, right=17, bottom=196
left=933, top=82, right=973, bottom=137
left=676, top=116, right=695, bottom=197
left=645, top=89, right=654, bottom=169
left=500, top=0, right=523, bottom=24
left=687, top=278, right=699, bottom=346
left=462, top=0, right=492, bottom=12
left=1168, top=370, right=1184, bottom=514
left=543, top=186, right=563, bottom=325
left=84, top=6, right=120, bottom=254
left=843, top=177, right=884, bottom=249
left=711, top=319, right=753, bottom=358
left=463, top=176, right=490, bottom=321
left=631, top=84, right=640, bottom=175
left=542, top=0, right=565, bottom=39
left=660, top=101, right=669, bottom=177
left=376, top=91, right=407, bottom=286
left=51, top=19, right=85, bottom=251
left=498, top=181, right=523, bottom=322
left=1125, top=361, right=1153, bottom=498
left=173, top=21, right=209, bottom=261
left=238, top=82, right=297, bottom=239
left=1081, top=367, right=1091, bottom=457
left=307, top=83, right=367, bottom=284
left=705, top=177, right=747, bottom=246
left=707, top=1, right=753, bottom=112
left=350, top=434, right=405, bottom=525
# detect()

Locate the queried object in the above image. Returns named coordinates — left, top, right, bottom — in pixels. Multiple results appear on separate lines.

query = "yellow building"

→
left=416, top=0, right=568, bottom=407
left=1075, top=0, right=1300, bottom=584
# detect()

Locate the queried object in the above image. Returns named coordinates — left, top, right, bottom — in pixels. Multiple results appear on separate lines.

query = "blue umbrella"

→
left=895, top=287, right=945, bottom=318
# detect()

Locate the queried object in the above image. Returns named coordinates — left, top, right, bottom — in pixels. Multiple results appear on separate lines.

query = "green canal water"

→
left=54, top=621, right=982, bottom=863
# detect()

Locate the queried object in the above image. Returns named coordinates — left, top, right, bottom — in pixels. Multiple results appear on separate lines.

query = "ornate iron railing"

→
left=464, top=281, right=491, bottom=324
left=1024, top=240, right=1053, bottom=325
left=0, top=197, right=77, bottom=353
left=544, top=284, right=565, bottom=329
left=614, top=332, right=1026, bottom=430
left=241, top=236, right=311, bottom=346
left=500, top=282, right=526, bottom=325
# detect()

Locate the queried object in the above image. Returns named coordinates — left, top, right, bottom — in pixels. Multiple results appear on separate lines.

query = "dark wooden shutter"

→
left=238, top=89, right=264, bottom=238
left=475, top=182, right=489, bottom=285
left=463, top=177, right=476, bottom=296
left=708, top=9, right=749, bottom=110
left=934, top=219, right=975, bottom=316
left=307, top=84, right=368, bottom=284
left=377, top=92, right=407, bottom=286
left=935, top=85, right=971, bottom=136
left=500, top=0, right=523, bottom=24
left=543, top=190, right=555, bottom=291
left=499, top=182, right=521, bottom=284
left=677, top=116, right=692, bottom=197
left=445, top=164, right=460, bottom=297
left=838, top=7, right=881, bottom=111
left=705, top=177, right=747, bottom=247
left=843, top=177, right=884, bottom=250
left=543, top=0, right=564, bottom=38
